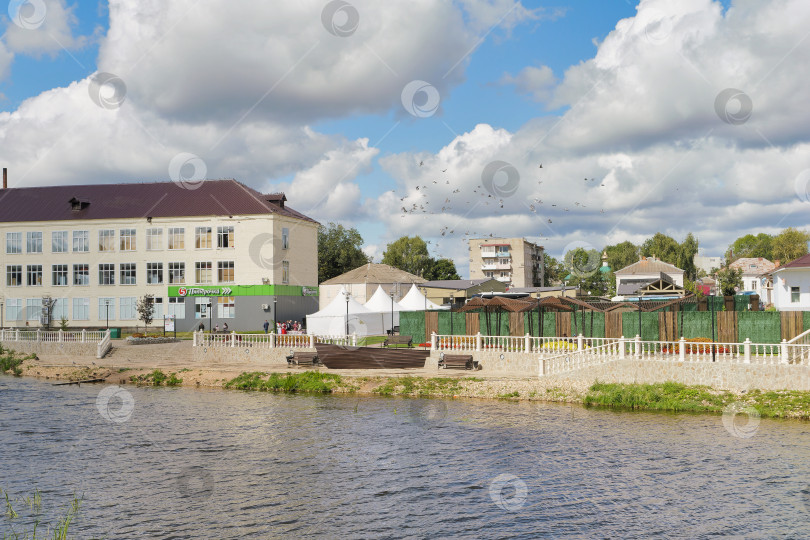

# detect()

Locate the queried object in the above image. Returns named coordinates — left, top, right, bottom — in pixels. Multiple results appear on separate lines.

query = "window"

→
left=282, top=261, right=289, bottom=284
left=26, top=265, right=42, bottom=286
left=98, top=229, right=115, bottom=252
left=168, top=228, right=185, bottom=250
left=153, top=297, right=164, bottom=320
left=73, top=264, right=89, bottom=286
left=26, top=232, right=42, bottom=253
left=791, top=286, right=800, bottom=303
left=282, top=227, right=289, bottom=249
left=168, top=262, right=185, bottom=284
left=217, top=261, right=234, bottom=283
left=195, top=297, right=211, bottom=319
left=72, top=298, right=89, bottom=320
left=195, top=262, right=212, bottom=284
left=73, top=231, right=89, bottom=252
left=120, top=263, right=137, bottom=285
left=120, top=297, right=137, bottom=320
left=99, top=263, right=115, bottom=285
left=52, top=265, right=68, bottom=286
left=52, top=298, right=68, bottom=321
left=147, top=228, right=163, bottom=250
left=120, top=229, right=136, bottom=251
left=147, top=263, right=164, bottom=284
left=99, top=298, right=116, bottom=321
left=6, top=232, right=21, bottom=254
left=52, top=231, right=68, bottom=253
left=6, top=265, right=22, bottom=286
left=217, top=226, right=234, bottom=248
left=499, top=258, right=509, bottom=265
left=25, top=299, right=39, bottom=321
left=168, top=297, right=186, bottom=319
left=484, top=271, right=494, bottom=278
left=6, top=299, right=22, bottom=321
left=218, top=296, right=235, bottom=318
left=195, top=227, right=212, bottom=249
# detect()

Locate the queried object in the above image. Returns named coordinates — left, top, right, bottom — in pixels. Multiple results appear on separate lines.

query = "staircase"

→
left=39, top=339, right=194, bottom=368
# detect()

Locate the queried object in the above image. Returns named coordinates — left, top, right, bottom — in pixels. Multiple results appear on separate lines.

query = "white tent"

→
left=364, top=285, right=404, bottom=330
left=398, top=284, right=447, bottom=311
left=306, top=287, right=385, bottom=337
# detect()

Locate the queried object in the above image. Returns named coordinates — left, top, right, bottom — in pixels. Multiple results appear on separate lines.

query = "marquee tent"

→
left=398, top=284, right=447, bottom=311
left=363, top=285, right=404, bottom=331
left=306, top=287, right=385, bottom=337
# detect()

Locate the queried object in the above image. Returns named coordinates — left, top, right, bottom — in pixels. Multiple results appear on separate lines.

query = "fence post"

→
left=82, top=329, right=86, bottom=343
left=679, top=337, right=685, bottom=362
left=744, top=338, right=751, bottom=364
left=619, top=336, right=625, bottom=359
left=36, top=328, right=41, bottom=342
left=270, top=333, right=275, bottom=348
left=16, top=329, right=20, bottom=341
left=524, top=333, right=531, bottom=353
left=577, top=333, right=583, bottom=352
left=635, top=335, right=641, bottom=358
left=58, top=329, right=64, bottom=343
left=352, top=333, right=357, bottom=346
left=309, top=334, right=315, bottom=348
left=538, top=357, right=545, bottom=377
left=475, top=332, right=481, bottom=352
left=431, top=332, right=437, bottom=351
left=193, top=331, right=197, bottom=347
left=231, top=331, right=236, bottom=347
left=781, top=339, right=788, bottom=364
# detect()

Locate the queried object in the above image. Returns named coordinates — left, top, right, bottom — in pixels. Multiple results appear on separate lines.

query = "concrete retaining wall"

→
left=0, top=340, right=98, bottom=358
left=193, top=345, right=314, bottom=366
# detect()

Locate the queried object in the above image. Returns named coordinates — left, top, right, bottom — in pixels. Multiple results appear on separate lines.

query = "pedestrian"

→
left=198, top=321, right=204, bottom=332
left=263, top=320, right=270, bottom=333
left=223, top=322, right=229, bottom=332
left=214, top=323, right=219, bottom=332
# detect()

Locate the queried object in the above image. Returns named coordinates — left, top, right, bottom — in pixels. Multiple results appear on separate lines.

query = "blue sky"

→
left=0, top=0, right=806, bottom=277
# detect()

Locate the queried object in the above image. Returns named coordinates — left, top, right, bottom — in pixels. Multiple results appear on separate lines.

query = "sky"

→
left=0, top=0, right=808, bottom=278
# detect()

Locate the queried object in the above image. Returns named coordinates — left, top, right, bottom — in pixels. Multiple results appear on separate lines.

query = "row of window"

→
left=3, top=225, right=263, bottom=254
left=5, top=296, right=237, bottom=321
left=5, top=261, right=238, bottom=287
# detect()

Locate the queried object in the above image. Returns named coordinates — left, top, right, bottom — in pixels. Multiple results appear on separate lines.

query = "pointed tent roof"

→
left=320, top=263, right=425, bottom=285
left=364, top=285, right=404, bottom=312
left=398, top=284, right=446, bottom=310
left=309, top=286, right=372, bottom=317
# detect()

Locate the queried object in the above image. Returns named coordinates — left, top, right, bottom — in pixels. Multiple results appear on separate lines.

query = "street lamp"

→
left=449, top=293, right=455, bottom=336
left=390, top=290, right=395, bottom=337
left=209, top=296, right=214, bottom=333
left=0, top=300, right=4, bottom=330
left=105, top=300, right=110, bottom=330
left=273, top=297, right=278, bottom=331
left=421, top=287, right=427, bottom=311
left=345, top=291, right=350, bottom=336
left=709, top=292, right=716, bottom=362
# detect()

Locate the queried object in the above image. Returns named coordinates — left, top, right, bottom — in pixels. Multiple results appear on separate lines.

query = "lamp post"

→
left=209, top=296, right=214, bottom=333
left=0, top=300, right=4, bottom=330
left=709, top=292, right=716, bottom=362
left=345, top=291, right=350, bottom=336
left=638, top=295, right=642, bottom=338
left=450, top=293, right=455, bottom=336
left=390, top=291, right=395, bottom=336
left=105, top=300, right=110, bottom=330
left=273, top=297, right=277, bottom=331
left=421, top=287, right=427, bottom=312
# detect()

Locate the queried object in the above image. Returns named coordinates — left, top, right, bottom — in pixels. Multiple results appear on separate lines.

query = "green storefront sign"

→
left=167, top=284, right=318, bottom=297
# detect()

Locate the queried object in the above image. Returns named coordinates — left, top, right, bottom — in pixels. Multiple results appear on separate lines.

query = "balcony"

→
left=481, top=251, right=510, bottom=259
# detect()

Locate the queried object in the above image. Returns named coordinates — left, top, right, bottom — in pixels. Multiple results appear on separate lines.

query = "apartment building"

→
left=468, top=237, right=544, bottom=288
left=0, top=177, right=318, bottom=331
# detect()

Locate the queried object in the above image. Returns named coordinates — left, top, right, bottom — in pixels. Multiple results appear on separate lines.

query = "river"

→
left=1, top=376, right=809, bottom=538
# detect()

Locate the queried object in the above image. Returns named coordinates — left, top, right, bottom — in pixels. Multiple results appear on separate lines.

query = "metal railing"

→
left=0, top=329, right=106, bottom=343
left=193, top=332, right=355, bottom=349
left=97, top=330, right=112, bottom=359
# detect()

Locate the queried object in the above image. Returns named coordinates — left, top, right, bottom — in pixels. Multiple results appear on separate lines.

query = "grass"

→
left=0, top=345, right=30, bottom=377
left=372, top=376, right=480, bottom=397
left=583, top=381, right=734, bottom=414
left=224, top=371, right=343, bottom=394
left=129, top=369, right=183, bottom=387
left=0, top=488, right=81, bottom=539
left=497, top=391, right=520, bottom=399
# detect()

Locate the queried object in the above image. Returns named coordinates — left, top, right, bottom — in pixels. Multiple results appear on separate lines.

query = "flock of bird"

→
left=396, top=161, right=608, bottom=248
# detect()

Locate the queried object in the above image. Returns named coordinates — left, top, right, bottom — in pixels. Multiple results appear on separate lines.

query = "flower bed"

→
left=126, top=336, right=179, bottom=345
left=660, top=337, right=730, bottom=355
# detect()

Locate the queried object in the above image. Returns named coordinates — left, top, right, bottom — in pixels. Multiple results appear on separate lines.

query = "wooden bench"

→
left=383, top=335, right=413, bottom=348
left=439, top=354, right=479, bottom=370
left=286, top=352, right=320, bottom=367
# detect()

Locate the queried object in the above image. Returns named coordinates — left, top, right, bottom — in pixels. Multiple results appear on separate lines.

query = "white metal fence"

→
left=0, top=329, right=106, bottom=343
left=193, top=332, right=355, bottom=349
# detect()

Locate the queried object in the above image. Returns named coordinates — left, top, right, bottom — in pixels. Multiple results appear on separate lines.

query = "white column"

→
left=36, top=328, right=41, bottom=342
left=538, top=357, right=545, bottom=377
left=231, top=331, right=236, bottom=347
left=577, top=333, right=583, bottom=352
left=59, top=329, right=64, bottom=343
left=679, top=337, right=685, bottom=362
left=635, top=335, right=641, bottom=358
left=352, top=333, right=357, bottom=346
left=781, top=339, right=789, bottom=364
left=475, top=332, right=482, bottom=352
left=193, top=330, right=197, bottom=347
left=15, top=329, right=19, bottom=342
left=81, top=329, right=86, bottom=343
left=270, top=333, right=275, bottom=348
left=431, top=332, right=437, bottom=351
left=309, top=334, right=315, bottom=348
left=744, top=338, right=751, bottom=364
left=619, top=336, right=625, bottom=359
left=524, top=333, right=531, bottom=353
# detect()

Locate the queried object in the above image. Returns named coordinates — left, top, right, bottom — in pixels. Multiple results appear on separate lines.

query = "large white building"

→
left=0, top=178, right=318, bottom=331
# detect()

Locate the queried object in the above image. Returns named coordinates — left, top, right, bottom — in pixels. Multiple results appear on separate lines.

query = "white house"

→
left=613, top=256, right=685, bottom=300
left=729, top=257, right=776, bottom=298
left=771, top=254, right=810, bottom=311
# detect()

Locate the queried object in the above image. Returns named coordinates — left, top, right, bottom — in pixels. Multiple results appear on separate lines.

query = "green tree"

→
left=728, top=233, right=773, bottom=261
left=424, top=258, right=460, bottom=280
left=604, top=241, right=639, bottom=272
left=381, top=236, right=431, bottom=276
left=678, top=232, right=699, bottom=281
left=137, top=294, right=155, bottom=330
left=771, top=227, right=810, bottom=263
left=716, top=267, right=743, bottom=296
left=562, top=248, right=608, bottom=296
left=318, top=223, right=369, bottom=283
left=640, top=233, right=681, bottom=264
left=542, top=254, right=565, bottom=285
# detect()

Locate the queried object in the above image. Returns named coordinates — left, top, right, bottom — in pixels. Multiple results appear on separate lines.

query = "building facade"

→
left=318, top=263, right=424, bottom=309
left=771, top=254, right=810, bottom=311
left=0, top=179, right=318, bottom=331
left=468, top=237, right=544, bottom=288
left=728, top=257, right=776, bottom=298
left=613, top=256, right=685, bottom=300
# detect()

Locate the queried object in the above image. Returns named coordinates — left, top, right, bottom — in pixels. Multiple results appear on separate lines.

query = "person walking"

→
left=223, top=322, right=229, bottom=332
left=263, top=320, right=270, bottom=333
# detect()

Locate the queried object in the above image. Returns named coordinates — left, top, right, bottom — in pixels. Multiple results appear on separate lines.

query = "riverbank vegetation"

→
left=372, top=376, right=483, bottom=397
left=129, top=369, right=183, bottom=386
left=0, top=346, right=34, bottom=377
left=583, top=381, right=810, bottom=419
left=0, top=487, right=82, bottom=539
left=224, top=371, right=345, bottom=393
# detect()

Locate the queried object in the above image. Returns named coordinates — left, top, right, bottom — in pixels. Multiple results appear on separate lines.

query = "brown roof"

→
left=0, top=179, right=317, bottom=223
left=320, top=263, right=425, bottom=285
left=614, top=256, right=683, bottom=276
left=729, top=257, right=776, bottom=275
left=773, top=254, right=810, bottom=270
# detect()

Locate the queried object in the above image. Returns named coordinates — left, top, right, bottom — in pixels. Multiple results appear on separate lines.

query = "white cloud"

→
left=4, top=0, right=87, bottom=57
left=499, top=65, right=556, bottom=102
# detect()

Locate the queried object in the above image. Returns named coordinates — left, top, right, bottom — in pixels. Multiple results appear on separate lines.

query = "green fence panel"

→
left=479, top=311, right=508, bottom=335
left=524, top=312, right=538, bottom=336
left=804, top=311, right=810, bottom=332
left=542, top=312, right=556, bottom=337
left=399, top=311, right=425, bottom=342
left=622, top=312, right=659, bottom=341
left=438, top=312, right=466, bottom=335
left=734, top=296, right=750, bottom=311
left=737, top=312, right=781, bottom=343
left=679, top=312, right=713, bottom=340
left=571, top=311, right=605, bottom=337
